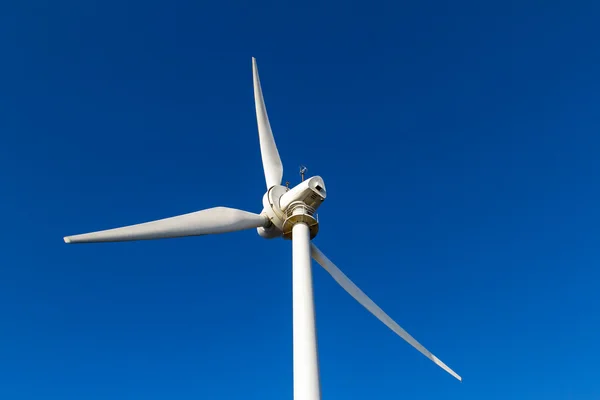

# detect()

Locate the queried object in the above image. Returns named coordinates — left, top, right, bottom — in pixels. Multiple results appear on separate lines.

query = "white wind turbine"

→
left=64, top=57, right=462, bottom=399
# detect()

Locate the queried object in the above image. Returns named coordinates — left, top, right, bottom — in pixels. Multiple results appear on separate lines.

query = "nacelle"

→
left=279, top=176, right=326, bottom=212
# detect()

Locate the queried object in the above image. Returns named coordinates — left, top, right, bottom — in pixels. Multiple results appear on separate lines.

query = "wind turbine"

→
left=64, top=57, right=462, bottom=399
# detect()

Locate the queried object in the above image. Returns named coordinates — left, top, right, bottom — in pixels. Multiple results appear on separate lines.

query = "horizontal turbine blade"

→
left=310, top=243, right=462, bottom=382
left=252, top=57, right=283, bottom=189
left=64, top=207, right=268, bottom=244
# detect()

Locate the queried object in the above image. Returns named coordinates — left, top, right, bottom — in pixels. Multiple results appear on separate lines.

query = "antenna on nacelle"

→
left=299, top=165, right=307, bottom=182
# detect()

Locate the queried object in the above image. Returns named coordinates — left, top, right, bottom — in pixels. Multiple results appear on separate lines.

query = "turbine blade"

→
left=252, top=57, right=283, bottom=189
left=310, top=243, right=462, bottom=381
left=64, top=207, right=268, bottom=244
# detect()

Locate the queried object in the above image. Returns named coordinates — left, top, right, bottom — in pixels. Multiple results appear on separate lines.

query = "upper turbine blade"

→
left=64, top=207, right=268, bottom=244
left=310, top=243, right=462, bottom=382
left=252, top=57, right=283, bottom=189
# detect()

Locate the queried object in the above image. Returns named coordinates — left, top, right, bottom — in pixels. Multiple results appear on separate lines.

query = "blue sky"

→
left=1, top=0, right=599, bottom=398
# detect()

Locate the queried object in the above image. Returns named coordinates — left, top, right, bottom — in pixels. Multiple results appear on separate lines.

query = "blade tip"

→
left=451, top=370, right=463, bottom=382
left=63, top=236, right=72, bottom=244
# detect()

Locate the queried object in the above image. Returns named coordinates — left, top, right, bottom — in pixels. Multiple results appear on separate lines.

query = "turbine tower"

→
left=64, top=57, right=462, bottom=399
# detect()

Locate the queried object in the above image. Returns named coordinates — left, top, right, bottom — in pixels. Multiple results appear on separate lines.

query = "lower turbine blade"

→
left=310, top=243, right=462, bottom=382
left=64, top=207, right=268, bottom=244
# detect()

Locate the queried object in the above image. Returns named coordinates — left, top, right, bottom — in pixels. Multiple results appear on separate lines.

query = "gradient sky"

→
left=2, top=1, right=600, bottom=399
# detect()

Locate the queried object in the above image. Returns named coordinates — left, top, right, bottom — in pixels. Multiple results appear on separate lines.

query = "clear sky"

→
left=1, top=1, right=599, bottom=399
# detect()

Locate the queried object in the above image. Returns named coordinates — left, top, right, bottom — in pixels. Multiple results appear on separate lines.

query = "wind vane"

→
left=300, top=165, right=307, bottom=182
